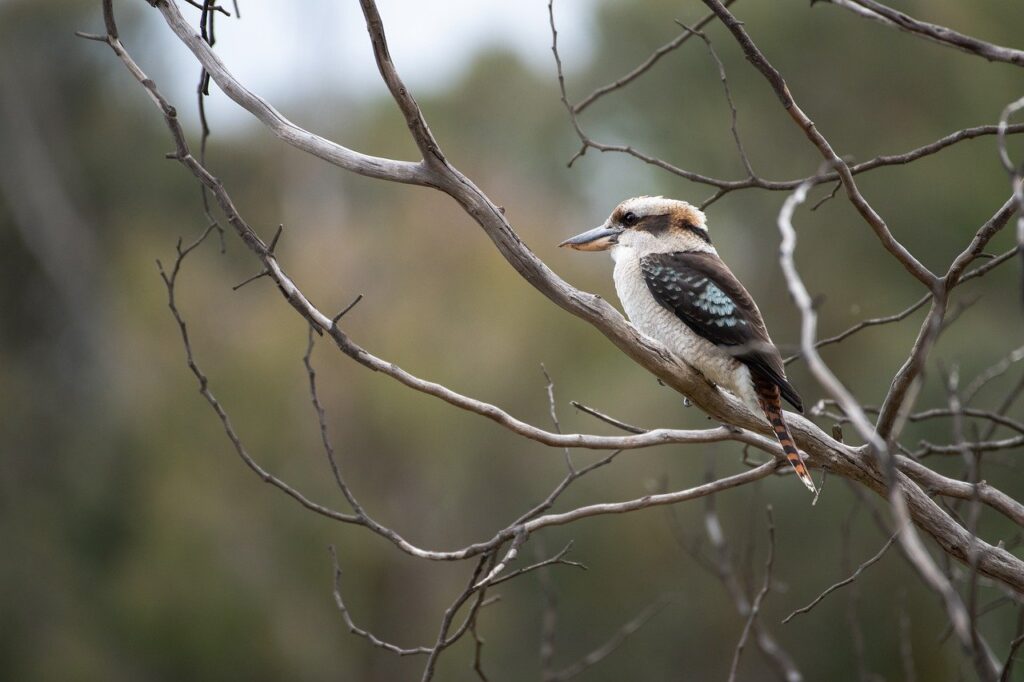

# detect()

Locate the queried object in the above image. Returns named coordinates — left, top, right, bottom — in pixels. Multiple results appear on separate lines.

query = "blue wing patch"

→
left=638, top=250, right=804, bottom=412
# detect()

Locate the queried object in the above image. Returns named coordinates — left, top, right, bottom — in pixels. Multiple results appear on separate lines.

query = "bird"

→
left=560, top=196, right=816, bottom=494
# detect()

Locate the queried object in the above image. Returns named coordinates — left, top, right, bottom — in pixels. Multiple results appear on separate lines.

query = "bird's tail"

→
left=754, top=378, right=817, bottom=494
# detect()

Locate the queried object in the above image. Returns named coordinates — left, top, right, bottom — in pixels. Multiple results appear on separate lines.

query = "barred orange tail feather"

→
left=754, top=380, right=817, bottom=494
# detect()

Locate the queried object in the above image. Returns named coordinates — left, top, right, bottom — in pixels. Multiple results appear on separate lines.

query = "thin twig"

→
left=826, top=0, right=1024, bottom=68
left=542, top=364, right=574, bottom=473
left=547, top=596, right=673, bottom=681
left=688, top=486, right=803, bottom=681
left=778, top=173, right=994, bottom=675
left=965, top=345, right=1024, bottom=405
left=782, top=534, right=897, bottom=624
left=784, top=293, right=929, bottom=365
left=570, top=401, right=646, bottom=434
left=674, top=20, right=755, bottom=178
left=728, top=506, right=776, bottom=682
left=330, top=546, right=432, bottom=656
left=487, top=542, right=586, bottom=588
left=572, top=1, right=736, bottom=114
left=1002, top=606, right=1024, bottom=681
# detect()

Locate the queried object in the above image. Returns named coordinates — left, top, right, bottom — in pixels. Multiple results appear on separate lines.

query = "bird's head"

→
left=559, top=196, right=713, bottom=258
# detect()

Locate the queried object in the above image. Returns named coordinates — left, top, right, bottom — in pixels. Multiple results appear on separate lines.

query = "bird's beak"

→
left=558, top=223, right=623, bottom=251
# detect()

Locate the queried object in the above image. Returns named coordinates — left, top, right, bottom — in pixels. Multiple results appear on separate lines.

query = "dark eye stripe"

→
left=684, top=222, right=712, bottom=244
left=636, top=213, right=670, bottom=235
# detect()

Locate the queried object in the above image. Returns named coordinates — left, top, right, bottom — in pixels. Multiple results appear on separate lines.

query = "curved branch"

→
left=702, top=0, right=936, bottom=288
left=778, top=180, right=1000, bottom=673
left=118, top=0, right=1024, bottom=596
left=824, top=0, right=1024, bottom=68
left=877, top=197, right=1018, bottom=439
left=523, top=461, right=780, bottom=533
left=571, top=2, right=735, bottom=114
left=357, top=0, right=443, bottom=164
left=898, top=457, right=1024, bottom=529
left=156, top=0, right=432, bottom=185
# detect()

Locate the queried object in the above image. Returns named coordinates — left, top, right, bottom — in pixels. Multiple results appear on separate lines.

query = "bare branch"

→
left=510, top=449, right=624, bottom=529
left=944, top=196, right=1019, bottom=288
left=570, top=401, right=646, bottom=434
left=874, top=298, right=945, bottom=441
left=997, top=96, right=1024, bottom=305
left=906, top=407, right=1024, bottom=438
left=330, top=546, right=432, bottom=656
left=419, top=557, right=493, bottom=681
left=702, top=0, right=936, bottom=288
left=816, top=400, right=1024, bottom=440
left=304, top=331, right=368, bottom=518
left=911, top=435, right=1024, bottom=458
left=823, top=0, right=1024, bottom=68
left=875, top=194, right=1018, bottom=443
left=470, top=618, right=489, bottom=682
left=523, top=461, right=781, bottom=535
left=778, top=178, right=886, bottom=453
left=689, top=490, right=803, bottom=681
left=727, top=506, right=776, bottom=682
left=550, top=0, right=1024, bottom=206
left=84, top=1, right=1024, bottom=677
left=547, top=596, right=672, bottom=681
left=1003, top=607, right=1024, bottom=682
left=571, top=1, right=735, bottom=114
left=541, top=364, right=574, bottom=473
left=155, top=230, right=358, bottom=527
left=194, top=1, right=226, bottom=252
left=475, top=529, right=528, bottom=589
left=787, top=241, right=1018, bottom=367
left=946, top=368, right=1000, bottom=682
left=784, top=293, right=929, bottom=365
left=356, top=0, right=443, bottom=164
left=155, top=0, right=431, bottom=184
left=965, top=345, right=1024, bottom=405
left=782, top=534, right=898, bottom=624
left=486, top=542, right=586, bottom=589
left=98, top=0, right=1024, bottom=598
left=778, top=177, right=995, bottom=676
left=674, top=20, right=755, bottom=178
left=896, top=457, right=1024, bottom=529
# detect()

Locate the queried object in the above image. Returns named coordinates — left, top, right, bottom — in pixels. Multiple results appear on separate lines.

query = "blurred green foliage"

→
left=2, top=1, right=1023, bottom=680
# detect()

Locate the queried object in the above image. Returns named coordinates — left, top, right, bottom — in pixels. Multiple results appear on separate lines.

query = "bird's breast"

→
left=612, top=253, right=742, bottom=392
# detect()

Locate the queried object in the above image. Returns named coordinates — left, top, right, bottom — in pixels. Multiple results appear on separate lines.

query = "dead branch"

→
left=90, top=0, right=1024, bottom=598
left=88, top=0, right=1024, bottom=677
left=822, top=0, right=1024, bottom=68
left=727, top=506, right=777, bottom=682
left=703, top=0, right=935, bottom=288
left=782, top=534, right=897, bottom=624
left=545, top=596, right=672, bottom=682
left=571, top=1, right=736, bottom=114
left=778, top=178, right=998, bottom=679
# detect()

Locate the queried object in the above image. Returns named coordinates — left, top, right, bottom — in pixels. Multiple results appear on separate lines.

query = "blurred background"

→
left=2, top=0, right=1023, bottom=679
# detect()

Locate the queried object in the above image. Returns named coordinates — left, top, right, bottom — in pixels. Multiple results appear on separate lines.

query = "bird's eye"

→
left=622, top=212, right=639, bottom=227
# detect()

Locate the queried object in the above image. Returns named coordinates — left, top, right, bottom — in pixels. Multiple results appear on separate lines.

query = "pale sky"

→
left=149, top=0, right=602, bottom=124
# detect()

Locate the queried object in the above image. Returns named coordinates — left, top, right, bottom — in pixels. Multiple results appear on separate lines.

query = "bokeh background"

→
left=2, top=1, right=1023, bottom=679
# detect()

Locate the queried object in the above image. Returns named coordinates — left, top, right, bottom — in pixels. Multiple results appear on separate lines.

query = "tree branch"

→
left=97, top=0, right=1024, bottom=600
left=823, top=0, right=1024, bottom=68
left=702, top=0, right=937, bottom=288
left=154, top=0, right=432, bottom=185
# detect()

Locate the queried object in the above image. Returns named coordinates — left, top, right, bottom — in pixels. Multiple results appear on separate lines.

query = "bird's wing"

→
left=639, top=251, right=803, bottom=412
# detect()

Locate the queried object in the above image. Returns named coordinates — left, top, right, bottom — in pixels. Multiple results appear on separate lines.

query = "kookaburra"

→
left=560, top=196, right=816, bottom=493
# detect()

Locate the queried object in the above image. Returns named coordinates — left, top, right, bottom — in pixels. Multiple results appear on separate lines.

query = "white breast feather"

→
left=610, top=250, right=761, bottom=416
